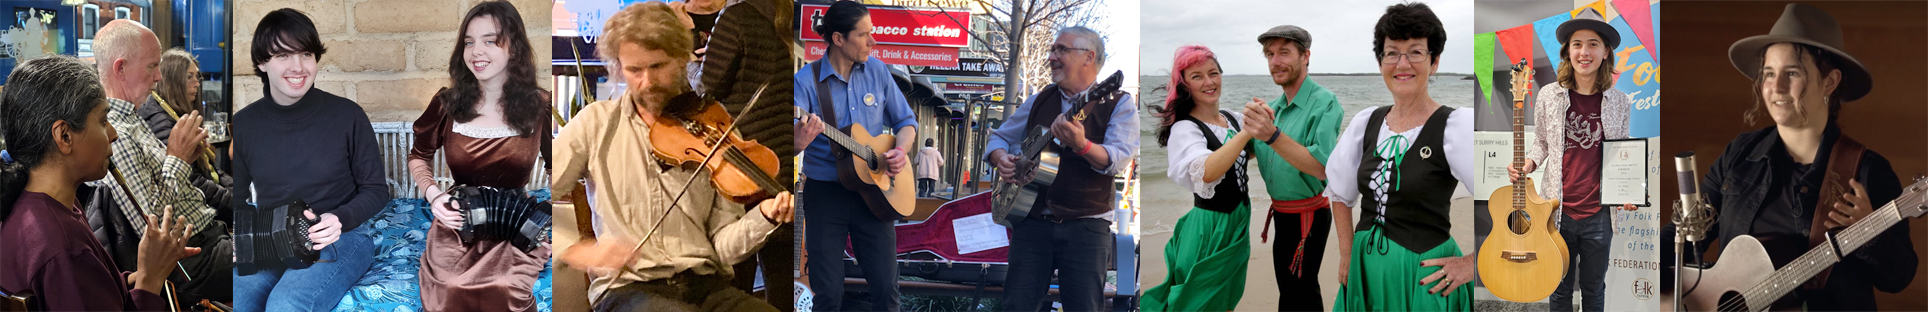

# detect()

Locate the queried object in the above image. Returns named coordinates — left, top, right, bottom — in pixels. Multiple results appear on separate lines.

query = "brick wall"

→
left=232, top=0, right=553, bottom=122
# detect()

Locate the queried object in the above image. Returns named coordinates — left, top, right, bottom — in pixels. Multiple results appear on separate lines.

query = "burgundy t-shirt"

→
left=1561, top=89, right=1604, bottom=219
left=0, top=192, right=165, bottom=311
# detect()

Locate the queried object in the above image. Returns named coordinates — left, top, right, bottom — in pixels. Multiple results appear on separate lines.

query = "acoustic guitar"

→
left=990, top=71, right=1125, bottom=227
left=1680, top=178, right=1928, bottom=311
left=797, top=107, right=916, bottom=221
left=1478, top=59, right=1571, bottom=302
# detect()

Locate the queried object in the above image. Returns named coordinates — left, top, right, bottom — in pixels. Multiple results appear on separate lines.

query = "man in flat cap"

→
left=1238, top=24, right=1345, bottom=312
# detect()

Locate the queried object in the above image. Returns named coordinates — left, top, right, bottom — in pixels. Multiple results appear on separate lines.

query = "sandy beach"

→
left=1135, top=74, right=1480, bottom=310
left=1137, top=171, right=1479, bottom=311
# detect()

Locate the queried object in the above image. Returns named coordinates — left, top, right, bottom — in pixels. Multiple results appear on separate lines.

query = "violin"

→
left=646, top=92, right=788, bottom=204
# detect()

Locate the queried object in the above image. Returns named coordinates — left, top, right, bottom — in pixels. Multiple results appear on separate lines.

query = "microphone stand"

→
left=1672, top=152, right=1716, bottom=312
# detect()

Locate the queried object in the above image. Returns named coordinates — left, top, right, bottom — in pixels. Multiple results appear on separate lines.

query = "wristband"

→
left=1078, top=140, right=1095, bottom=155
left=1266, top=130, right=1282, bottom=145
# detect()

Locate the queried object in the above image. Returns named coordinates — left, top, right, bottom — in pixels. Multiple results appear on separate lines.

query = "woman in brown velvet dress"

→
left=410, top=1, right=552, bottom=311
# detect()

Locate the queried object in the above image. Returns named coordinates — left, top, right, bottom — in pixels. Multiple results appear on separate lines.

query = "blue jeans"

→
left=1551, top=211, right=1610, bottom=312
left=233, top=230, right=377, bottom=312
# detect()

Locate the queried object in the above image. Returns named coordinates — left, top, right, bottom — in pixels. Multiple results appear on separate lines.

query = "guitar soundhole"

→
left=1507, top=210, right=1532, bottom=235
left=1719, top=292, right=1748, bottom=312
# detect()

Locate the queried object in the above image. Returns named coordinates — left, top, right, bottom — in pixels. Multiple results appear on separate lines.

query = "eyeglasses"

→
left=270, top=52, right=315, bottom=63
left=1380, top=50, right=1432, bottom=65
left=1049, top=45, right=1091, bottom=56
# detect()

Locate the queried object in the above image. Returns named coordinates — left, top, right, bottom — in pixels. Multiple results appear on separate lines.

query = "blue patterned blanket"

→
left=330, top=190, right=554, bottom=312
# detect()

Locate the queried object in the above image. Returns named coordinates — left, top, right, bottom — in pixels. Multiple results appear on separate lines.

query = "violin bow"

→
left=628, top=82, right=772, bottom=257
left=107, top=163, right=190, bottom=312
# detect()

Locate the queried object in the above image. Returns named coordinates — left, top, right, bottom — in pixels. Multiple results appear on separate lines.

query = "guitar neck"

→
left=1741, top=200, right=1907, bottom=308
left=820, top=128, right=878, bottom=160
left=1511, top=99, right=1527, bottom=209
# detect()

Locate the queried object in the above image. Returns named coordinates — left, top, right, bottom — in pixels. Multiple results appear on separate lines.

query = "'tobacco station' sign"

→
left=800, top=4, right=972, bottom=47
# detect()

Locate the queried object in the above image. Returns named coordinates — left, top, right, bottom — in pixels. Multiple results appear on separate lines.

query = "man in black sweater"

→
left=229, top=8, right=388, bottom=310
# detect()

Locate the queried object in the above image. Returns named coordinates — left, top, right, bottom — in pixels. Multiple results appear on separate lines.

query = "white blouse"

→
left=1166, top=110, right=1247, bottom=199
left=1323, top=106, right=1475, bottom=215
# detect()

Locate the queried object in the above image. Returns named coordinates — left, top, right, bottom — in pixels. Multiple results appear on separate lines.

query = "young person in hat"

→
left=1687, top=3, right=1916, bottom=310
left=1502, top=8, right=1635, bottom=312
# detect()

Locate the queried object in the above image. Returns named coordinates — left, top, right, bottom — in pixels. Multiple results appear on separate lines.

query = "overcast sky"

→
left=1140, top=0, right=1474, bottom=76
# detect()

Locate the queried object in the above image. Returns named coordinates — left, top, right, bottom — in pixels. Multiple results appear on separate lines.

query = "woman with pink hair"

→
left=1142, top=44, right=1256, bottom=311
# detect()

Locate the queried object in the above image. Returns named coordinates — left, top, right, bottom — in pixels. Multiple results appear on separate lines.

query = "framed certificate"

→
left=1601, top=138, right=1649, bottom=207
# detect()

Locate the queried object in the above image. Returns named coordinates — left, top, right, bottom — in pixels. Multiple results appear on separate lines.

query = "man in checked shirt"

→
left=84, top=19, right=231, bottom=303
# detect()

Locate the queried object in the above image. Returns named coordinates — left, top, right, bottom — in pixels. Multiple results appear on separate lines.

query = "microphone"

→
left=1673, top=151, right=1713, bottom=243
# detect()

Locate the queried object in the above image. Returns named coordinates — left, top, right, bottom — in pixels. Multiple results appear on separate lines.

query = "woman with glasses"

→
left=1324, top=2, right=1476, bottom=310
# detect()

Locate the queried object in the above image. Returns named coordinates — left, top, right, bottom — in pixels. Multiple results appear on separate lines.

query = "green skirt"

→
left=1143, top=203, right=1251, bottom=312
left=1333, top=226, right=1472, bottom=311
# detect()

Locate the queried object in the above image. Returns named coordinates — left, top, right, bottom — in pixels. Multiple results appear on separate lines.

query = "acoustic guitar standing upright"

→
left=1478, top=59, right=1571, bottom=302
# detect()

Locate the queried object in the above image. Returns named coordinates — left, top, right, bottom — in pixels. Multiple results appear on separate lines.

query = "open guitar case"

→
left=842, top=192, right=1012, bottom=293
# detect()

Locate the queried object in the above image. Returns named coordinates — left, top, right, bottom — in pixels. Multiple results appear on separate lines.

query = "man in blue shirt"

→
left=985, top=26, right=1139, bottom=312
left=792, top=2, right=915, bottom=311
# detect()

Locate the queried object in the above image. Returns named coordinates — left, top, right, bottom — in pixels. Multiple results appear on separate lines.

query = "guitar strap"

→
left=813, top=60, right=841, bottom=143
left=1804, top=135, right=1865, bottom=289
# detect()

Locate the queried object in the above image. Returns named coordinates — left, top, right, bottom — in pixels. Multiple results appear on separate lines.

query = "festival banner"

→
left=1476, top=32, right=1497, bottom=104
left=1609, top=14, right=1661, bottom=139
left=1613, top=0, right=1658, bottom=60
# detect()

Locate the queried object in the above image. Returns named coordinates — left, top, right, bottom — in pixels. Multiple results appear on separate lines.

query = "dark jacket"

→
left=702, top=0, right=795, bottom=187
left=136, top=98, right=175, bottom=141
left=1682, top=124, right=1917, bottom=311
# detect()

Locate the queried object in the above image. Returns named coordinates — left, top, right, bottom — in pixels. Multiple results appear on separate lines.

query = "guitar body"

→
left=1679, top=235, right=1799, bottom=312
left=1478, top=177, right=1570, bottom=302
left=989, top=71, right=1128, bottom=227
left=833, top=123, right=916, bottom=221
left=1479, top=59, right=1572, bottom=303
left=991, top=127, right=1055, bottom=227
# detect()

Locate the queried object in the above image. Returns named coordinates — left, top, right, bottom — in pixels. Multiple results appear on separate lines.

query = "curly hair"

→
left=440, top=0, right=548, bottom=137
left=599, top=1, right=700, bottom=118
left=1372, top=2, right=1446, bottom=65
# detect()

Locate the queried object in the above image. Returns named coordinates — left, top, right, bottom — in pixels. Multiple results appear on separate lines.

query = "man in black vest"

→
left=986, top=26, right=1140, bottom=311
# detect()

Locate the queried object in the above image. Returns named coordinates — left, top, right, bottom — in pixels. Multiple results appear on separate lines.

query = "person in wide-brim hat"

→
left=1728, top=3, right=1871, bottom=102
left=1689, top=3, right=1919, bottom=312
left=1557, top=7, right=1620, bottom=50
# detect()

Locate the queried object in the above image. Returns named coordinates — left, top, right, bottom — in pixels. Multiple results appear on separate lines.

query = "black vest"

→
left=1356, top=106, right=1458, bottom=253
left=1026, top=84, right=1121, bottom=218
left=1186, top=110, right=1251, bottom=213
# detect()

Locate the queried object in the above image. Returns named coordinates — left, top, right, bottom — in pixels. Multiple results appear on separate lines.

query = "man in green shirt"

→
left=1240, top=25, right=1345, bottom=312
